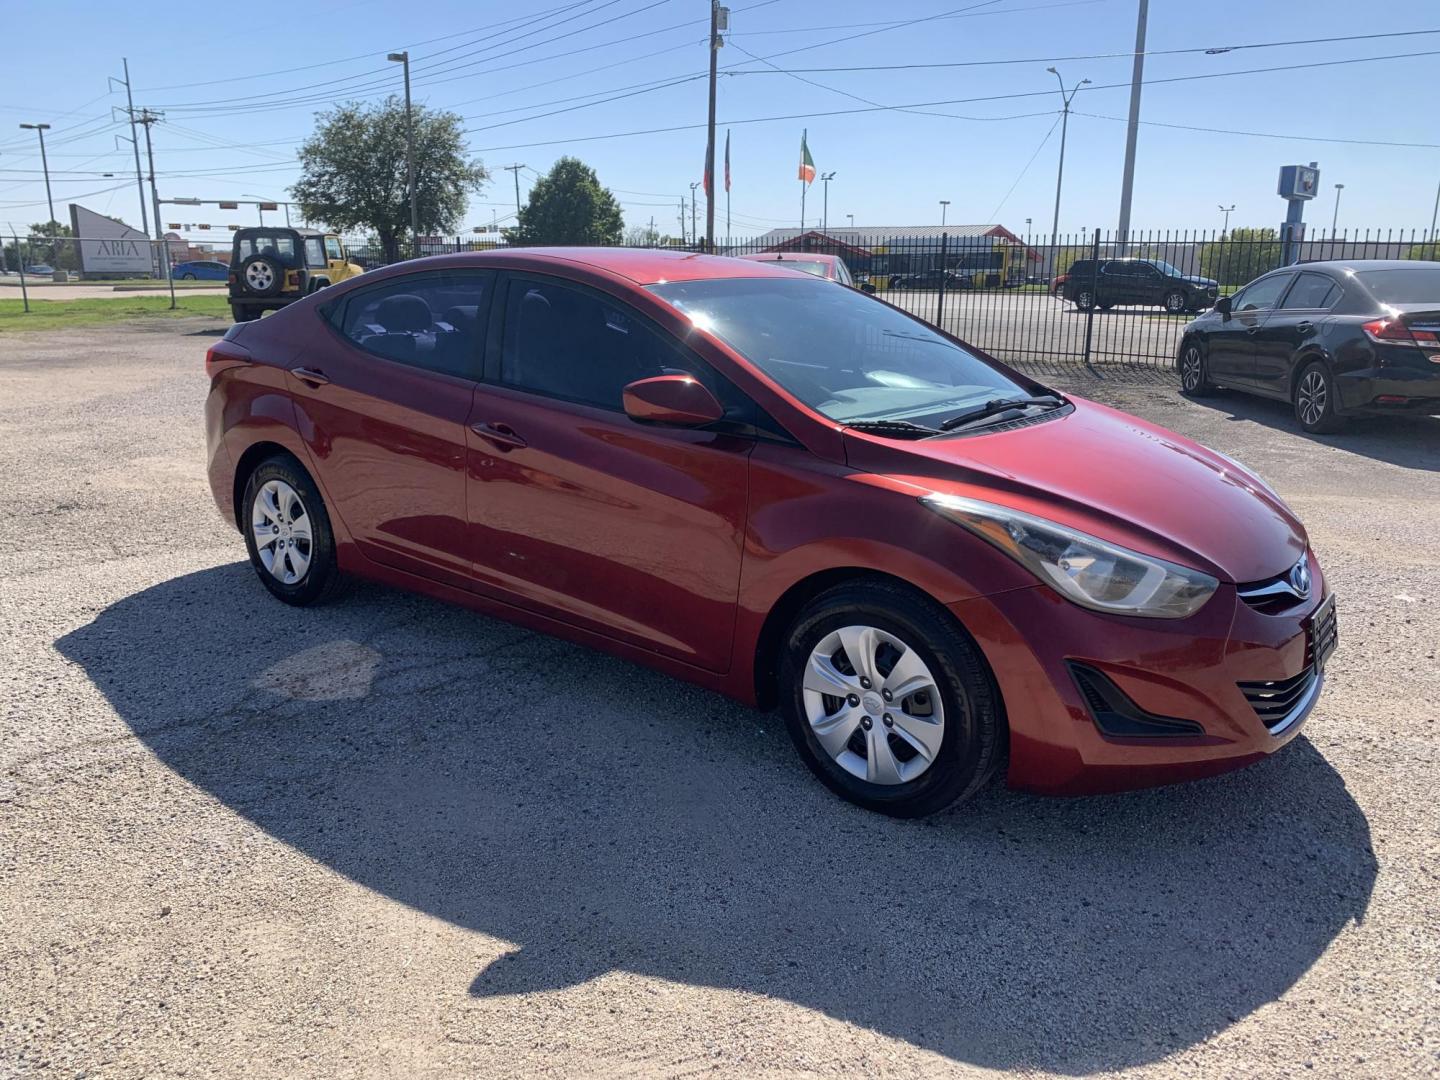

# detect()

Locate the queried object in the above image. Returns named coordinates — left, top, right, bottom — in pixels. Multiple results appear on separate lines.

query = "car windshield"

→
left=1352, top=267, right=1440, bottom=304
left=650, top=277, right=1029, bottom=427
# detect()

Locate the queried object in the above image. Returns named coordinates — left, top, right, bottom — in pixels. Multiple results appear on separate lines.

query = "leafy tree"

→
left=1198, top=227, right=1282, bottom=286
left=292, top=97, right=487, bottom=263
left=1406, top=241, right=1440, bottom=261
left=507, top=157, right=623, bottom=246
left=21, top=221, right=79, bottom=270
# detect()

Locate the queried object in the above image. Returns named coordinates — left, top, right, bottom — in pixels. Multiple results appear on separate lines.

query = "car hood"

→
left=843, top=398, right=1306, bottom=583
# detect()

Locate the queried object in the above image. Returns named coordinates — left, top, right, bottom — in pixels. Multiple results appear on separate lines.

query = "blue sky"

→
left=3, top=0, right=1439, bottom=242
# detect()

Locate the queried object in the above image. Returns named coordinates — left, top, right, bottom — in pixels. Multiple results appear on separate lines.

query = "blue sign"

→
left=1277, top=164, right=1320, bottom=201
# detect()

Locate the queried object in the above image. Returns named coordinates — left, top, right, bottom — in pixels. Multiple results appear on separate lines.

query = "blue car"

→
left=172, top=260, right=229, bottom=281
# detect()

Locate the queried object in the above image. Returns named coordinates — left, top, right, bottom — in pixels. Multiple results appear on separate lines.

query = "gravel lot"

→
left=2, top=319, right=1436, bottom=1079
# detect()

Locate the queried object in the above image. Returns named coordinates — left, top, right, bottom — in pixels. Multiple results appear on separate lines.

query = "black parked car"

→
left=888, top=268, right=966, bottom=290
left=1177, top=260, right=1440, bottom=433
left=1063, top=258, right=1218, bottom=313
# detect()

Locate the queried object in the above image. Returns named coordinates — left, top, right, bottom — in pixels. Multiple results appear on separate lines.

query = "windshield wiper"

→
left=843, top=418, right=943, bottom=438
left=938, top=395, right=1065, bottom=432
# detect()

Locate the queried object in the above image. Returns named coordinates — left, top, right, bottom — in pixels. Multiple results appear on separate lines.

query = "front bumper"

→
left=951, top=553, right=1330, bottom=796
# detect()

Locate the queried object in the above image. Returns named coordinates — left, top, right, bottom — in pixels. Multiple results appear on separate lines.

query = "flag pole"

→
left=799, top=129, right=807, bottom=230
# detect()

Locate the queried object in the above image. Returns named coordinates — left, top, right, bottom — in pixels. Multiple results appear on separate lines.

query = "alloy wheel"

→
left=245, top=262, right=275, bottom=291
left=1181, top=346, right=1203, bottom=390
left=1165, top=291, right=1186, bottom=313
left=1297, top=369, right=1328, bottom=427
left=251, top=479, right=313, bottom=585
left=801, top=624, right=945, bottom=785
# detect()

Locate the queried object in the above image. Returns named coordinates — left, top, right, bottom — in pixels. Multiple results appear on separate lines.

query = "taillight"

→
left=1362, top=318, right=1440, bottom=349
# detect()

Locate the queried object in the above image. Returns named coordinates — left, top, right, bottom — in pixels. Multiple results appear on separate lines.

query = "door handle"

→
left=1296, top=321, right=1315, bottom=335
left=470, top=420, right=527, bottom=450
left=291, top=367, right=330, bottom=387
left=1246, top=325, right=1262, bottom=334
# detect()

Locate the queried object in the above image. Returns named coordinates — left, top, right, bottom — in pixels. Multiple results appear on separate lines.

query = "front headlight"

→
left=921, top=494, right=1218, bottom=619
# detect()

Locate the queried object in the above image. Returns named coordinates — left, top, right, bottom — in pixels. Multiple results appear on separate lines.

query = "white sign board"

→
left=68, top=204, right=153, bottom=274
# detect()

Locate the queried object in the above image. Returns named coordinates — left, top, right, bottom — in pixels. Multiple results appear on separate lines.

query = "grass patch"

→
left=0, top=294, right=230, bottom=333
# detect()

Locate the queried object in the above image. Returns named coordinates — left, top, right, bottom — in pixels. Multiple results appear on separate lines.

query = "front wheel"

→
left=181, top=273, right=196, bottom=280
left=1294, top=360, right=1345, bottom=434
left=1179, top=340, right=1216, bottom=397
left=1163, top=290, right=1188, bottom=313
left=241, top=455, right=346, bottom=605
left=779, top=580, right=1005, bottom=817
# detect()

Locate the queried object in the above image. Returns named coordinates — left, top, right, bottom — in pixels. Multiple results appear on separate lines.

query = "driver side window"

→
left=1231, top=273, right=1293, bottom=313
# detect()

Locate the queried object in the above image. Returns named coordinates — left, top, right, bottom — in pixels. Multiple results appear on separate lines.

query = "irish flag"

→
left=798, top=130, right=815, bottom=185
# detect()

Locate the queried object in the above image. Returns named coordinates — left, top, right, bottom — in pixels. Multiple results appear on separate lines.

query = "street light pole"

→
left=19, top=124, right=54, bottom=226
left=689, top=182, right=700, bottom=246
left=1046, top=67, right=1090, bottom=264
left=1430, top=175, right=1440, bottom=248
left=820, top=172, right=835, bottom=231
left=703, top=2, right=728, bottom=251
left=1331, top=184, right=1344, bottom=233
left=1115, top=0, right=1149, bottom=247
left=1218, top=204, right=1235, bottom=234
left=387, top=51, right=418, bottom=244
left=939, top=199, right=950, bottom=227
left=846, top=213, right=854, bottom=229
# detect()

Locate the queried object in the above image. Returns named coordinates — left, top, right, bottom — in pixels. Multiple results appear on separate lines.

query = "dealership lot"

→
left=2, top=320, right=1437, bottom=1078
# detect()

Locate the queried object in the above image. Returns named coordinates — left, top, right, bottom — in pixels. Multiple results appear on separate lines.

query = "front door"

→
left=291, top=268, right=493, bottom=589
left=1207, top=271, right=1294, bottom=387
left=466, top=274, right=754, bottom=673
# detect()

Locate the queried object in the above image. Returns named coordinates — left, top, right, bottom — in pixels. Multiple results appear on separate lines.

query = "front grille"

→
left=1237, top=558, right=1311, bottom=613
left=1237, top=667, right=1318, bottom=733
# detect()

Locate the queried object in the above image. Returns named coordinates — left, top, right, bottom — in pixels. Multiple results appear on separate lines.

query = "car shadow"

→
left=56, top=564, right=1376, bottom=1074
left=1191, top=390, right=1440, bottom=472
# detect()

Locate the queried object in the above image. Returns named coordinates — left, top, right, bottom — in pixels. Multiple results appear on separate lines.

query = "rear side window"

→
left=336, top=270, right=492, bottom=379
left=1280, top=272, right=1339, bottom=310
left=304, top=237, right=325, bottom=268
left=500, top=278, right=696, bottom=410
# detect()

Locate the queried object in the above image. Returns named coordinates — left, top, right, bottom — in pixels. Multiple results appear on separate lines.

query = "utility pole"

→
left=387, top=52, right=418, bottom=243
left=1115, top=0, right=1148, bottom=248
left=19, top=124, right=54, bottom=226
left=1218, top=204, right=1235, bottom=234
left=939, top=199, right=950, bottom=227
left=820, top=172, right=835, bottom=232
left=504, top=163, right=526, bottom=221
left=1430, top=176, right=1439, bottom=247
left=678, top=198, right=687, bottom=245
left=110, top=60, right=149, bottom=236
left=1331, top=184, right=1344, bottom=233
left=703, top=3, right=728, bottom=251
left=1046, top=67, right=1090, bottom=265
left=135, top=108, right=166, bottom=280
left=689, top=181, right=700, bottom=246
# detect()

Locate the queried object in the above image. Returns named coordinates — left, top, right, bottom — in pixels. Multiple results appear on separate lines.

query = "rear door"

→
left=1206, top=271, right=1294, bottom=386
left=1251, top=271, right=1340, bottom=396
left=291, top=269, right=492, bottom=589
left=465, top=272, right=755, bottom=672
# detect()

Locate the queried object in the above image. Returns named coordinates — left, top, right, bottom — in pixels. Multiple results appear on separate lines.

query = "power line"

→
left=1074, top=111, right=1440, bottom=149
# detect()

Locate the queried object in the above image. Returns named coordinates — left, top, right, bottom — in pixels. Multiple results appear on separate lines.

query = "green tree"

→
left=1406, top=241, right=1440, bottom=261
left=1198, top=227, right=1282, bottom=287
left=292, top=97, right=487, bottom=263
left=23, top=221, right=79, bottom=270
left=507, top=157, right=623, bottom=246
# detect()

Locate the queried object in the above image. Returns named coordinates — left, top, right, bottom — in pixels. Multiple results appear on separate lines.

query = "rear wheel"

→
left=241, top=455, right=346, bottom=605
left=1295, top=360, right=1345, bottom=434
left=181, top=272, right=196, bottom=280
left=1179, top=340, right=1216, bottom=397
left=1074, top=289, right=1096, bottom=311
left=779, top=581, right=1005, bottom=817
left=230, top=305, right=258, bottom=323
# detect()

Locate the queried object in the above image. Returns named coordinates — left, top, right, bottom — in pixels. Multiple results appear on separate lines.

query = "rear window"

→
left=235, top=232, right=299, bottom=267
left=1351, top=267, right=1440, bottom=304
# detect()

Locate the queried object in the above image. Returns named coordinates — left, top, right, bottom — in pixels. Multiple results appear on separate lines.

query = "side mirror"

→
left=1214, top=295, right=1233, bottom=316
left=860, top=282, right=877, bottom=295
left=622, top=374, right=724, bottom=427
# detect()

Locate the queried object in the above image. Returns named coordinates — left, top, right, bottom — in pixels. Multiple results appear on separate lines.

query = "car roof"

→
left=233, top=226, right=328, bottom=238
left=415, top=247, right=818, bottom=286
left=1291, top=259, right=1440, bottom=273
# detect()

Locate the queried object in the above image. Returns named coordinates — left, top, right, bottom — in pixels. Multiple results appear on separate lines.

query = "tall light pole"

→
left=1430, top=176, right=1440, bottom=249
left=387, top=51, right=418, bottom=244
left=1046, top=68, right=1089, bottom=262
left=939, top=199, right=950, bottom=227
left=689, top=181, right=700, bottom=246
left=19, top=124, right=54, bottom=226
left=1218, top=204, right=1235, bottom=234
left=1115, top=0, right=1149, bottom=247
left=820, top=172, right=835, bottom=231
left=1331, top=184, right=1344, bottom=233
left=1025, top=216, right=1033, bottom=235
left=846, top=213, right=854, bottom=229
left=703, top=2, right=729, bottom=251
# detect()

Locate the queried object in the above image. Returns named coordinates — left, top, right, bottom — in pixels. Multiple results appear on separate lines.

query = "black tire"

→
left=181, top=272, right=196, bottom=280
left=1294, top=359, right=1345, bottom=434
left=1163, top=290, right=1188, bottom=314
left=240, top=454, right=346, bottom=606
left=1179, top=339, right=1217, bottom=397
left=230, top=305, right=258, bottom=323
left=1099, top=302, right=1115, bottom=312
left=238, top=254, right=284, bottom=298
left=779, top=580, right=1006, bottom=818
left=1073, top=289, right=1096, bottom=311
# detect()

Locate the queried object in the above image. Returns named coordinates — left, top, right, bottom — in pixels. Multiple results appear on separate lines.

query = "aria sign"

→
left=68, top=204, right=154, bottom=274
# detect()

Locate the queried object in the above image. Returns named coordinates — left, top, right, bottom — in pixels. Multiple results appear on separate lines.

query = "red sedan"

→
left=205, top=248, right=1336, bottom=817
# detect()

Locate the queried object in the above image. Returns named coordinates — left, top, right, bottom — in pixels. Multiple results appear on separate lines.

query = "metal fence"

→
left=7, top=226, right=1438, bottom=378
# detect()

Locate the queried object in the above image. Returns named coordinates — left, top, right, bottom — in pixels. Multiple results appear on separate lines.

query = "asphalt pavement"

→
left=2, top=319, right=1436, bottom=1078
